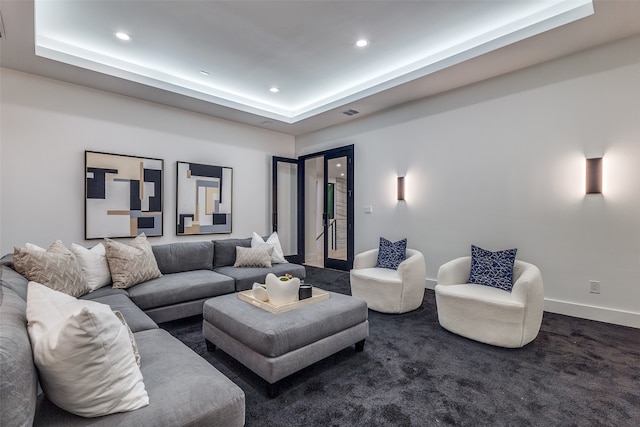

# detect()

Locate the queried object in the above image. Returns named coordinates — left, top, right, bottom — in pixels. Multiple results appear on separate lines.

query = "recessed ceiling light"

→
left=355, top=39, right=369, bottom=48
left=115, top=32, right=131, bottom=41
left=269, top=87, right=279, bottom=93
left=199, top=70, right=210, bottom=76
left=340, top=173, right=345, bottom=177
left=336, top=163, right=342, bottom=167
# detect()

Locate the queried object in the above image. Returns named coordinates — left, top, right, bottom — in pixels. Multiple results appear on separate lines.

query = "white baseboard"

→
left=424, top=278, right=640, bottom=329
left=544, top=299, right=640, bottom=329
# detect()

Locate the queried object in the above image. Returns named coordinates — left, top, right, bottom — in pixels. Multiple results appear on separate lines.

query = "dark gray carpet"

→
left=161, top=266, right=640, bottom=426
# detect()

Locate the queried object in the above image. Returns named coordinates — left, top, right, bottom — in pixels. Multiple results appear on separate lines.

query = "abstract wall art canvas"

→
left=85, top=151, right=163, bottom=239
left=176, top=161, right=233, bottom=235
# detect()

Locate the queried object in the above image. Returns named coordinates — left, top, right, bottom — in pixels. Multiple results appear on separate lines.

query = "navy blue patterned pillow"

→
left=468, top=245, right=517, bottom=291
left=375, top=238, right=407, bottom=270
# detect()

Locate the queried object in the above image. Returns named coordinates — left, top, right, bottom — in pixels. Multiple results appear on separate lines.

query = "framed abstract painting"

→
left=85, top=151, right=163, bottom=239
left=176, top=161, right=233, bottom=235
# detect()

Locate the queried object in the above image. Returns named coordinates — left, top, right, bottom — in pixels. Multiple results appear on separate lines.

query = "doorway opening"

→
left=272, top=145, right=354, bottom=271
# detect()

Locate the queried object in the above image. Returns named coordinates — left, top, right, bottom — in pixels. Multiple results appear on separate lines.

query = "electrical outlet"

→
left=589, top=280, right=600, bottom=294
left=364, top=206, right=373, bottom=214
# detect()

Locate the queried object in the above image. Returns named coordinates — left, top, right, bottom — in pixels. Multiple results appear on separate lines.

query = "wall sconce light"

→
left=586, top=157, right=603, bottom=194
left=397, top=176, right=405, bottom=201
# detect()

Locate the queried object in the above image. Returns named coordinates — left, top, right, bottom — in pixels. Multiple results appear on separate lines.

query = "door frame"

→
left=272, top=144, right=354, bottom=270
left=272, top=156, right=303, bottom=264
left=298, top=145, right=354, bottom=270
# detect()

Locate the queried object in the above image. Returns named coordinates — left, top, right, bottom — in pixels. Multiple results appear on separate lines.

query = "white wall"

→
left=296, top=35, right=640, bottom=328
left=0, top=68, right=295, bottom=253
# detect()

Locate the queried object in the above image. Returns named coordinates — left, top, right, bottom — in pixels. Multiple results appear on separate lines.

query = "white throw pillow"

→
left=25, top=243, right=46, bottom=251
left=251, top=231, right=288, bottom=264
left=26, top=282, right=149, bottom=418
left=70, top=243, right=112, bottom=291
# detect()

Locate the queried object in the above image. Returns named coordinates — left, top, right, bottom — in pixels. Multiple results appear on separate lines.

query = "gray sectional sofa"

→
left=0, top=237, right=306, bottom=427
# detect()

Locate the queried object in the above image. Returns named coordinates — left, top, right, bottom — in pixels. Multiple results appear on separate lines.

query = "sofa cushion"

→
left=33, top=329, right=245, bottom=427
left=0, top=285, right=38, bottom=427
left=13, top=241, right=90, bottom=297
left=126, top=270, right=235, bottom=310
left=215, top=263, right=306, bottom=292
left=80, top=285, right=129, bottom=300
left=82, top=293, right=158, bottom=333
left=468, top=245, right=517, bottom=291
left=152, top=241, right=214, bottom=274
left=26, top=282, right=149, bottom=418
left=213, top=238, right=251, bottom=268
left=105, top=234, right=162, bottom=289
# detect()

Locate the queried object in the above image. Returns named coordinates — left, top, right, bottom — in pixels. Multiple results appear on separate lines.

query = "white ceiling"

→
left=1, top=1, right=640, bottom=136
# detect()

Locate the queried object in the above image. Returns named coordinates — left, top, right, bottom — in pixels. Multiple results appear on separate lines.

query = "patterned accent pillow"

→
left=13, top=240, right=90, bottom=297
left=233, top=246, right=273, bottom=268
left=375, top=237, right=407, bottom=270
left=468, top=245, right=518, bottom=291
left=104, top=233, right=162, bottom=289
left=112, top=310, right=141, bottom=367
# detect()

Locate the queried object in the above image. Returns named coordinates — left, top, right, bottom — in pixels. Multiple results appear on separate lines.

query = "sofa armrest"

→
left=352, top=249, right=379, bottom=270
left=436, top=256, right=471, bottom=286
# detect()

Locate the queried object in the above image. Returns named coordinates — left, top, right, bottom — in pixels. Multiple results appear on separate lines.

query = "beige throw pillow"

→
left=13, top=240, right=90, bottom=297
left=233, top=245, right=274, bottom=268
left=26, top=282, right=149, bottom=418
left=113, top=310, right=141, bottom=367
left=104, top=233, right=162, bottom=289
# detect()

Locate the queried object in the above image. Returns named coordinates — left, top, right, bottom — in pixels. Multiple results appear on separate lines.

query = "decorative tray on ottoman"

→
left=238, top=287, right=330, bottom=314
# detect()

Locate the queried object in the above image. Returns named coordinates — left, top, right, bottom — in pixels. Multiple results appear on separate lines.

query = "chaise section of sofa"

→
left=32, top=328, right=245, bottom=427
left=0, top=257, right=245, bottom=427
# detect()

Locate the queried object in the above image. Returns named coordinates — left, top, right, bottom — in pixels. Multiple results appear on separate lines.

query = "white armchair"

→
left=435, top=257, right=544, bottom=348
left=350, top=249, right=426, bottom=314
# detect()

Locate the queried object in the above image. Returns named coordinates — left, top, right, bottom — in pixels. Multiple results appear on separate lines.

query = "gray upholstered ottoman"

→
left=202, top=291, right=369, bottom=396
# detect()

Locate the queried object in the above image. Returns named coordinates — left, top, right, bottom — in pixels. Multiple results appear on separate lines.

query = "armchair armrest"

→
left=510, top=261, right=544, bottom=305
left=436, top=256, right=471, bottom=286
left=353, top=249, right=379, bottom=269
left=397, top=249, right=427, bottom=287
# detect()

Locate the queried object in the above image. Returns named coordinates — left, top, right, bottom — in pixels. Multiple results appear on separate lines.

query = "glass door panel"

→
left=325, top=156, right=348, bottom=263
left=324, top=147, right=354, bottom=270
left=272, top=157, right=300, bottom=262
